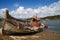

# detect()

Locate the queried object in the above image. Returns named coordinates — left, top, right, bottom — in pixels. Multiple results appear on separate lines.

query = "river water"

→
left=42, top=20, right=60, bottom=33
left=0, top=20, right=60, bottom=33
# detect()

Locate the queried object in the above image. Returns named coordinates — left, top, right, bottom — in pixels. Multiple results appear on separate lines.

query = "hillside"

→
left=42, top=15, right=60, bottom=20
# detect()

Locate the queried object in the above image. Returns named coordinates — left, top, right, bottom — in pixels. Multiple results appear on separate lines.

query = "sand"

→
left=0, top=31, right=59, bottom=40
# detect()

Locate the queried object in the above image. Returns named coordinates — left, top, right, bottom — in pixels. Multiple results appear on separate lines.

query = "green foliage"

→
left=42, top=15, right=60, bottom=20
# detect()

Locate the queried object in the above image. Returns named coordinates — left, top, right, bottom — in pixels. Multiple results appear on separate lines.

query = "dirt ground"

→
left=0, top=31, right=60, bottom=40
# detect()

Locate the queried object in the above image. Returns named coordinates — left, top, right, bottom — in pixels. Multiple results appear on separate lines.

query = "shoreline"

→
left=0, top=30, right=60, bottom=40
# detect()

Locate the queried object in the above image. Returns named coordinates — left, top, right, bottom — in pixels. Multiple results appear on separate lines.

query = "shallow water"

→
left=42, top=19, right=60, bottom=33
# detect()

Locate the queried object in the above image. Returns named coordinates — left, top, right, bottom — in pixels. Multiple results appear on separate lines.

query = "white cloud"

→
left=0, top=0, right=60, bottom=18
left=0, top=8, right=8, bottom=18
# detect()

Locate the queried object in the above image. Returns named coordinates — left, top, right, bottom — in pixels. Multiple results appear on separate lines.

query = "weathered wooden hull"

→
left=3, top=22, right=36, bottom=34
left=3, top=21, right=45, bottom=34
left=2, top=10, right=45, bottom=35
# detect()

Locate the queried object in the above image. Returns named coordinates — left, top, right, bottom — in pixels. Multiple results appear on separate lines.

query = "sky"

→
left=0, top=0, right=60, bottom=18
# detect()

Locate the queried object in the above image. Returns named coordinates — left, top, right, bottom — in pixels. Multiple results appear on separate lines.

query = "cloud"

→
left=0, top=8, right=8, bottom=18
left=0, top=0, right=60, bottom=18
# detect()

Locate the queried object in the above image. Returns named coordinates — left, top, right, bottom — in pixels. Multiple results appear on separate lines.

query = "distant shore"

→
left=41, top=15, right=60, bottom=20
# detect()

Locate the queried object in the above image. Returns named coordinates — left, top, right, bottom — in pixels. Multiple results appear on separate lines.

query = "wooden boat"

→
left=2, top=10, right=46, bottom=35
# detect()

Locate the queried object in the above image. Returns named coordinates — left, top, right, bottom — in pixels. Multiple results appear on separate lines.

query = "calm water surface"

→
left=43, top=20, right=60, bottom=33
